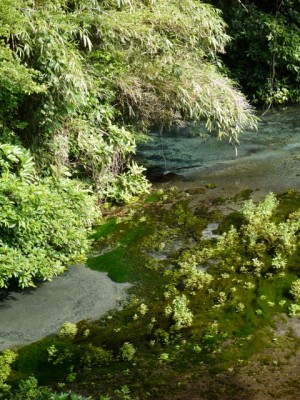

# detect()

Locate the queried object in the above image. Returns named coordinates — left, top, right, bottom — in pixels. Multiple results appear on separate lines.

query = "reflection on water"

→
left=137, top=105, right=300, bottom=177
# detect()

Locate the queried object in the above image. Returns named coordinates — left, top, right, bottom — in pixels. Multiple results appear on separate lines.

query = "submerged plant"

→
left=8, top=191, right=300, bottom=399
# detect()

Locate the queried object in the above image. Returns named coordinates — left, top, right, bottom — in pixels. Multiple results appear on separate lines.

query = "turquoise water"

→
left=137, top=105, right=300, bottom=176
left=137, top=105, right=300, bottom=198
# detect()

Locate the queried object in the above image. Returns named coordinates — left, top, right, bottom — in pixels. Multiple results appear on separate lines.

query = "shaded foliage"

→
left=207, top=0, right=300, bottom=105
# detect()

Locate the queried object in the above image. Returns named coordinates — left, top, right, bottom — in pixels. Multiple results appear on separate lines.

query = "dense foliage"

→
left=0, top=0, right=257, bottom=198
left=2, top=1, right=300, bottom=397
left=207, top=0, right=300, bottom=105
left=0, top=144, right=97, bottom=288
left=0, top=0, right=260, bottom=287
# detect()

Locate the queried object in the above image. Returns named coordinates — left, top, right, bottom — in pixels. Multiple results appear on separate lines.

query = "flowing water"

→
left=137, top=105, right=300, bottom=200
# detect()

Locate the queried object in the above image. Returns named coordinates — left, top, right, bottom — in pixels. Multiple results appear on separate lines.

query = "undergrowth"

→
left=3, top=189, right=300, bottom=399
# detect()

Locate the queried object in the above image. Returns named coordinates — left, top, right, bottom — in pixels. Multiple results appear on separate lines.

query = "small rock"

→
left=185, top=187, right=206, bottom=195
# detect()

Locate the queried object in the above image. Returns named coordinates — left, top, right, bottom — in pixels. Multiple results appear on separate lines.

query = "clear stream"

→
left=137, top=105, right=300, bottom=200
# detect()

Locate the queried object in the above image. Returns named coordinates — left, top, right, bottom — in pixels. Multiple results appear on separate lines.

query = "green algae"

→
left=232, top=189, right=253, bottom=202
left=87, top=248, right=131, bottom=282
left=8, top=189, right=300, bottom=399
left=276, top=191, right=300, bottom=218
left=87, top=220, right=155, bottom=282
left=89, top=217, right=117, bottom=241
left=216, top=211, right=245, bottom=234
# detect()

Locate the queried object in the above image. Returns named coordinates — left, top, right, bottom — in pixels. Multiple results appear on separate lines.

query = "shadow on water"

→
left=137, top=104, right=300, bottom=181
left=145, top=166, right=183, bottom=183
left=0, top=277, right=48, bottom=304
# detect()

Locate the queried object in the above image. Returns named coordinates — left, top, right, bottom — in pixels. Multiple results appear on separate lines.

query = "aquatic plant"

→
left=7, top=190, right=300, bottom=399
left=290, top=279, right=300, bottom=302
left=120, top=342, right=136, bottom=362
left=59, top=323, right=78, bottom=339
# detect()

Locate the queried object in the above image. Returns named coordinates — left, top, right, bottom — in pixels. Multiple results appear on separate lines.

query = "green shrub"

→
left=0, top=145, right=98, bottom=288
left=0, top=350, right=17, bottom=393
left=290, top=279, right=300, bottom=302
left=101, top=162, right=151, bottom=204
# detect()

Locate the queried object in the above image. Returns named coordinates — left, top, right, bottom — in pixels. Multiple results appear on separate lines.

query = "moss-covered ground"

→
left=5, top=188, right=300, bottom=399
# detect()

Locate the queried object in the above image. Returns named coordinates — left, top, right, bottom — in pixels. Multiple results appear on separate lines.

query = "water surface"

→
left=137, top=105, right=300, bottom=199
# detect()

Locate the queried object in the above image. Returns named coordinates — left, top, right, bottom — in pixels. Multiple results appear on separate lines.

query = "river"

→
left=1, top=105, right=299, bottom=350
left=137, top=104, right=300, bottom=201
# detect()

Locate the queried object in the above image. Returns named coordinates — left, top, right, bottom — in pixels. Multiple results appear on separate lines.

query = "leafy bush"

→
left=0, top=145, right=98, bottom=288
left=0, top=144, right=35, bottom=181
left=0, top=0, right=257, bottom=203
left=10, top=375, right=91, bottom=400
left=101, top=162, right=151, bottom=203
left=0, top=350, right=17, bottom=393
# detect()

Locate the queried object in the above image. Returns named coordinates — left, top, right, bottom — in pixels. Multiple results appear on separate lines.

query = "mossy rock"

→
left=185, top=187, right=206, bottom=195
left=232, top=189, right=253, bottom=202
left=216, top=211, right=245, bottom=234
